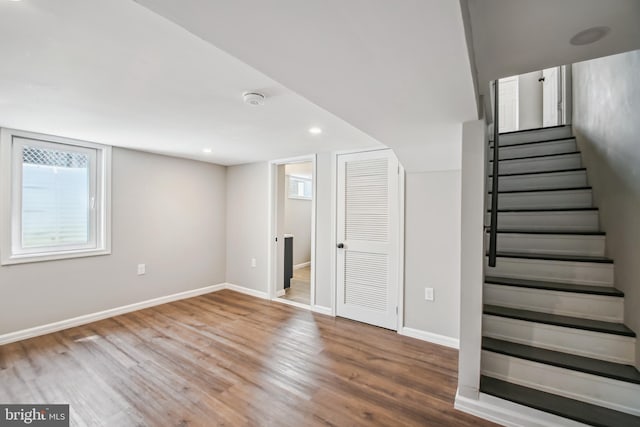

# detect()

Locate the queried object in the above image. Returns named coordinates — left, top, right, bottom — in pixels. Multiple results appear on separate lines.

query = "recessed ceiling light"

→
left=570, top=26, right=611, bottom=46
left=202, top=148, right=212, bottom=154
left=309, top=127, right=322, bottom=135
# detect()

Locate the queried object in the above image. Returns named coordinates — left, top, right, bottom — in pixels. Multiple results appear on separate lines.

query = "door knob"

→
left=337, top=243, right=344, bottom=249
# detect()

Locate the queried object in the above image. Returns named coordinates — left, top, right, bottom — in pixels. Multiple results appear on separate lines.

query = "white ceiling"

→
left=0, top=0, right=381, bottom=165
left=3, top=1, right=637, bottom=170
left=466, top=0, right=640, bottom=97
left=134, top=0, right=479, bottom=172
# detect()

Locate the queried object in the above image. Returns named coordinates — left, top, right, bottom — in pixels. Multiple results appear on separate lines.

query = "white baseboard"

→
left=276, top=289, right=286, bottom=297
left=399, top=326, right=460, bottom=349
left=454, top=389, right=588, bottom=427
left=312, top=305, right=333, bottom=316
left=224, top=283, right=269, bottom=300
left=0, top=283, right=227, bottom=346
left=293, top=261, right=310, bottom=270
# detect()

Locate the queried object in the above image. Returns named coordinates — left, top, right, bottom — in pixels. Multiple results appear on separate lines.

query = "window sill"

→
left=1, top=248, right=111, bottom=266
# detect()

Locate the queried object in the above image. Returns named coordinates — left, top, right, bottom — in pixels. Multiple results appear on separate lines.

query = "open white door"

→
left=498, top=76, right=519, bottom=132
left=542, top=67, right=561, bottom=127
left=336, top=149, right=399, bottom=330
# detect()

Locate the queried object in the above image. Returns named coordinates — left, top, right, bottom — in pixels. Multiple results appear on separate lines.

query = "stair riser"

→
left=487, top=211, right=600, bottom=232
left=489, top=190, right=593, bottom=210
left=485, top=233, right=606, bottom=257
left=486, top=257, right=614, bottom=286
left=484, top=284, right=623, bottom=322
left=483, top=315, right=636, bottom=364
left=498, top=126, right=573, bottom=146
left=489, top=170, right=588, bottom=192
left=482, top=351, right=640, bottom=416
left=490, top=139, right=577, bottom=160
left=497, top=154, right=581, bottom=174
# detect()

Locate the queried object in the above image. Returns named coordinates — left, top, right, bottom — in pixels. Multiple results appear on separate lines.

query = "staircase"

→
left=480, top=125, right=640, bottom=426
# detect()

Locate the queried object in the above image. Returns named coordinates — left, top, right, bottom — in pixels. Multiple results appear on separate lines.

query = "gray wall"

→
left=284, top=176, right=312, bottom=266
left=404, top=170, right=461, bottom=339
left=518, top=70, right=543, bottom=130
left=572, top=49, right=640, bottom=368
left=0, top=148, right=227, bottom=335
left=225, top=162, right=270, bottom=292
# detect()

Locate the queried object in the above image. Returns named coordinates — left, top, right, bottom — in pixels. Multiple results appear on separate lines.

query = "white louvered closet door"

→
left=336, top=149, right=399, bottom=330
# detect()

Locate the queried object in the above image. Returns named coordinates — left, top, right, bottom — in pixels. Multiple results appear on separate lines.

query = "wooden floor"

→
left=0, top=290, right=498, bottom=427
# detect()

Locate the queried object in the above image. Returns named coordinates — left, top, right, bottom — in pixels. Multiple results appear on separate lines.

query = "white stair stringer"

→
left=498, top=126, right=573, bottom=146
left=486, top=232, right=605, bottom=256
left=482, top=314, right=636, bottom=365
left=481, top=351, right=640, bottom=416
left=490, top=138, right=577, bottom=160
left=483, top=283, right=623, bottom=322
left=489, top=188, right=592, bottom=210
left=489, top=169, right=588, bottom=192
left=485, top=256, right=614, bottom=286
left=496, top=153, right=581, bottom=174
left=487, top=210, right=600, bottom=232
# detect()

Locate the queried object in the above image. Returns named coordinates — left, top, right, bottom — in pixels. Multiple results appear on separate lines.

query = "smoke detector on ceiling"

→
left=243, top=92, right=265, bottom=106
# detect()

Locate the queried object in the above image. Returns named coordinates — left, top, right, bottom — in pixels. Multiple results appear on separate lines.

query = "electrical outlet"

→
left=425, top=287, right=434, bottom=301
left=137, top=264, right=146, bottom=275
left=251, top=258, right=257, bottom=268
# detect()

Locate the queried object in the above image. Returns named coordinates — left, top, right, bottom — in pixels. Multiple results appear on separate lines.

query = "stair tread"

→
left=490, top=186, right=591, bottom=194
left=498, top=124, right=569, bottom=136
left=493, top=251, right=613, bottom=263
left=490, top=151, right=580, bottom=162
left=487, top=229, right=605, bottom=236
left=484, top=276, right=624, bottom=297
left=489, top=136, right=576, bottom=148
left=489, top=207, right=598, bottom=212
left=489, top=167, right=586, bottom=178
left=480, top=376, right=640, bottom=427
left=484, top=305, right=636, bottom=337
left=483, top=337, right=640, bottom=385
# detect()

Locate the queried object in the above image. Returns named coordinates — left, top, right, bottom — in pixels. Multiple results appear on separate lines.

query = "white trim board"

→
left=294, top=261, right=310, bottom=270
left=454, top=390, right=589, bottom=427
left=399, top=327, right=460, bottom=349
left=0, top=283, right=227, bottom=346
left=312, top=305, right=333, bottom=316
left=225, top=283, right=270, bottom=300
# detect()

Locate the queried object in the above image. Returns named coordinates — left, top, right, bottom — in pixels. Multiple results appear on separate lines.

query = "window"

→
left=288, top=175, right=312, bottom=200
left=1, top=129, right=111, bottom=264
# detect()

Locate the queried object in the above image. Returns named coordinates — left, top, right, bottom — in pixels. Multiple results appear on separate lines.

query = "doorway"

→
left=268, top=156, right=316, bottom=308
left=498, top=65, right=570, bottom=132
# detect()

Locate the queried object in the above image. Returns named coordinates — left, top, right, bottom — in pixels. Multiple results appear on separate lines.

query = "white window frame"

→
left=1, top=128, right=111, bottom=265
left=287, top=175, right=312, bottom=200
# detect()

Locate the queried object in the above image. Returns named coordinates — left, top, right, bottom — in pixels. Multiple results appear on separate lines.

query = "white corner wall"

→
left=572, top=49, right=640, bottom=368
left=456, top=119, right=487, bottom=400
left=225, top=162, right=270, bottom=293
left=313, top=152, right=334, bottom=309
left=0, top=148, right=227, bottom=336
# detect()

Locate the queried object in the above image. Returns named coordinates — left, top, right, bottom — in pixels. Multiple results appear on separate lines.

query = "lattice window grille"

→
left=23, top=146, right=89, bottom=169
